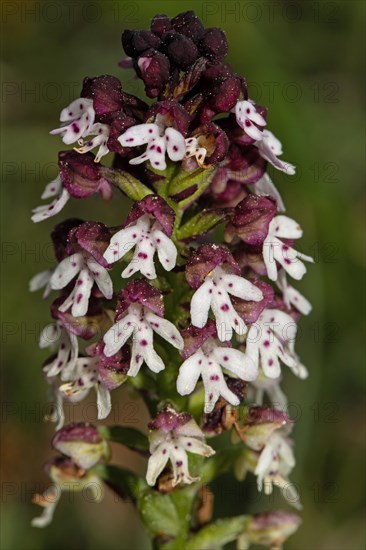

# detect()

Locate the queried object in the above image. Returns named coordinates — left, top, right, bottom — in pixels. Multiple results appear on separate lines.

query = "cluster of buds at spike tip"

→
left=29, top=9, right=312, bottom=547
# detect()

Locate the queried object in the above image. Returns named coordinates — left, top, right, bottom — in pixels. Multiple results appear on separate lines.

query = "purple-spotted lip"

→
left=245, top=406, right=293, bottom=427
left=122, top=195, right=175, bottom=237
left=115, top=279, right=164, bottom=320
left=148, top=406, right=192, bottom=433
left=185, top=244, right=240, bottom=290
left=52, top=423, right=102, bottom=446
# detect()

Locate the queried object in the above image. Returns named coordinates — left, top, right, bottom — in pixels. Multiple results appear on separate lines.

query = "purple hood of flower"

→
left=231, top=279, right=274, bottom=324
left=51, top=218, right=84, bottom=262
left=225, top=194, right=277, bottom=246
left=122, top=194, right=175, bottom=237
left=51, top=296, right=112, bottom=340
left=181, top=319, right=228, bottom=360
left=52, top=423, right=102, bottom=446
left=115, top=279, right=164, bottom=320
left=245, top=405, right=293, bottom=427
left=66, top=221, right=112, bottom=268
left=186, top=244, right=240, bottom=289
left=148, top=406, right=192, bottom=433
left=59, top=150, right=112, bottom=199
left=87, top=340, right=130, bottom=390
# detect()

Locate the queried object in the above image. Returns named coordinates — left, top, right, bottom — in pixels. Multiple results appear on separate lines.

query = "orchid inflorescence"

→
left=30, top=11, right=312, bottom=548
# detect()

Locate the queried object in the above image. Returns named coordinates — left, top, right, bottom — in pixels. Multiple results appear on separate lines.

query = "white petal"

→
left=145, top=311, right=184, bottom=349
left=50, top=253, right=83, bottom=289
left=190, top=279, right=213, bottom=329
left=213, top=347, right=258, bottom=381
left=128, top=338, right=145, bottom=377
left=201, top=360, right=239, bottom=413
left=123, top=239, right=157, bottom=279
left=103, top=226, right=140, bottom=263
left=176, top=352, right=204, bottom=396
left=151, top=225, right=177, bottom=271
left=86, top=259, right=113, bottom=299
left=253, top=173, right=285, bottom=212
left=256, top=139, right=295, bottom=175
left=211, top=289, right=247, bottom=342
left=272, top=242, right=308, bottom=281
left=39, top=323, right=60, bottom=348
left=41, top=175, right=62, bottom=199
left=29, top=270, right=53, bottom=292
left=130, top=323, right=165, bottom=374
left=31, top=188, right=70, bottom=223
left=285, top=285, right=312, bottom=315
left=269, top=216, right=303, bottom=240
left=59, top=98, right=94, bottom=122
left=103, top=317, right=135, bottom=356
left=236, top=101, right=266, bottom=127
left=262, top=237, right=278, bottom=281
left=222, top=274, right=263, bottom=301
left=146, top=136, right=167, bottom=170
left=170, top=446, right=197, bottom=486
left=97, top=384, right=112, bottom=419
left=146, top=443, right=171, bottom=486
left=165, top=127, right=186, bottom=161
left=179, top=436, right=215, bottom=457
left=118, top=123, right=160, bottom=147
left=71, top=268, right=94, bottom=317
left=31, top=486, right=61, bottom=528
left=260, top=346, right=282, bottom=379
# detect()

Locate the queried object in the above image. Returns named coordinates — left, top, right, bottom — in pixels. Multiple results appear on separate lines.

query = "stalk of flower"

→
left=29, top=10, right=313, bottom=547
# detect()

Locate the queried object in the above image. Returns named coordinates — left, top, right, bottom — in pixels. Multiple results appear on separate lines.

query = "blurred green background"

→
left=1, top=1, right=365, bottom=548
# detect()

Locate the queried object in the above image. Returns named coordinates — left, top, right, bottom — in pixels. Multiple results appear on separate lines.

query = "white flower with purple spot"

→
left=246, top=309, right=306, bottom=379
left=50, top=98, right=110, bottom=162
left=190, top=266, right=263, bottom=342
left=31, top=175, right=71, bottom=223
left=184, top=136, right=208, bottom=167
left=255, top=431, right=301, bottom=509
left=118, top=118, right=186, bottom=170
left=146, top=408, right=215, bottom=487
left=234, top=100, right=267, bottom=141
left=57, top=355, right=112, bottom=420
left=50, top=253, right=113, bottom=317
left=177, top=336, right=258, bottom=413
left=255, top=130, right=296, bottom=175
left=103, top=214, right=177, bottom=279
left=103, top=303, right=183, bottom=376
left=277, top=270, right=312, bottom=315
left=263, top=215, right=314, bottom=281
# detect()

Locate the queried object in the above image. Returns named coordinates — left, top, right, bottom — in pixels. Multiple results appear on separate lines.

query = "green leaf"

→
left=98, top=425, right=149, bottom=454
left=185, top=516, right=251, bottom=550
left=101, top=167, right=153, bottom=201
left=168, top=167, right=214, bottom=200
left=138, top=490, right=181, bottom=538
left=177, top=209, right=228, bottom=241
left=95, top=464, right=144, bottom=501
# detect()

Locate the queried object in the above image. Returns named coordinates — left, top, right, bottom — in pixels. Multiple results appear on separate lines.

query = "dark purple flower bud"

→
left=67, top=221, right=112, bottom=267
left=148, top=406, right=191, bottom=433
left=122, top=194, right=175, bottom=237
left=185, top=244, right=240, bottom=290
left=245, top=405, right=292, bottom=427
left=181, top=320, right=221, bottom=360
left=199, top=66, right=244, bottom=122
left=51, top=218, right=83, bottom=262
left=59, top=150, right=112, bottom=200
left=136, top=49, right=170, bottom=98
left=231, top=279, right=274, bottom=324
left=87, top=341, right=130, bottom=390
left=151, top=14, right=172, bottom=37
left=81, top=75, right=124, bottom=117
left=52, top=422, right=109, bottom=470
left=164, top=34, right=199, bottom=69
left=51, top=296, right=113, bottom=340
left=115, top=279, right=164, bottom=320
left=147, top=99, right=190, bottom=136
left=225, top=194, right=277, bottom=246
left=170, top=11, right=205, bottom=42
left=225, top=145, right=266, bottom=185
left=122, top=30, right=161, bottom=58
left=210, top=170, right=248, bottom=207
left=199, top=28, right=228, bottom=61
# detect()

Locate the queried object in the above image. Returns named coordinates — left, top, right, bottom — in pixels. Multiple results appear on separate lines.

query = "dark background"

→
left=1, top=1, right=365, bottom=548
